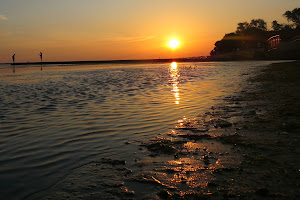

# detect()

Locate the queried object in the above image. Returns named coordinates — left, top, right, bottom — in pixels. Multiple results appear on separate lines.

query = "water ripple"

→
left=0, top=61, right=279, bottom=199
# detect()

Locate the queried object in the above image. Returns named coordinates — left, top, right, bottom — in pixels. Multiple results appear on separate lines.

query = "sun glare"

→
left=171, top=62, right=177, bottom=69
left=168, top=39, right=179, bottom=49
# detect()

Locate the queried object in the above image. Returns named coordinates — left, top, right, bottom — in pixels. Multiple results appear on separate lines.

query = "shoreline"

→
left=31, top=61, right=300, bottom=199
left=7, top=58, right=297, bottom=66
left=9, top=58, right=210, bottom=66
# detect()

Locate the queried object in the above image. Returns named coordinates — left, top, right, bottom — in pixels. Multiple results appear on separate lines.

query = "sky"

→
left=0, top=0, right=299, bottom=63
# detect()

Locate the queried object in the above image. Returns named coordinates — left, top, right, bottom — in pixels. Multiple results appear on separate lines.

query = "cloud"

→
left=101, top=35, right=156, bottom=43
left=123, top=36, right=156, bottom=43
left=0, top=14, right=8, bottom=21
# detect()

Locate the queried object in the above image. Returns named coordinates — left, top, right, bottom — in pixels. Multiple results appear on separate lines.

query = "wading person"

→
left=12, top=54, right=15, bottom=73
left=40, top=52, right=43, bottom=70
left=12, top=54, right=15, bottom=64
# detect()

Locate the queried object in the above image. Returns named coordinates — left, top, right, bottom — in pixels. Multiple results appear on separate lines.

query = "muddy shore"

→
left=32, top=61, right=300, bottom=200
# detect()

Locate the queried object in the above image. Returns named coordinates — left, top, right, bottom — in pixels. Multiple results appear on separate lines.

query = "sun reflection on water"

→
left=169, top=62, right=180, bottom=105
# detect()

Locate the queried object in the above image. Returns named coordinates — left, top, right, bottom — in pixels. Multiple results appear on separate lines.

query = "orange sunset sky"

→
left=0, top=0, right=299, bottom=63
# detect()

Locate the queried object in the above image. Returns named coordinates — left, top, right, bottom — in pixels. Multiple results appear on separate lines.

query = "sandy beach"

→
left=25, top=61, right=299, bottom=200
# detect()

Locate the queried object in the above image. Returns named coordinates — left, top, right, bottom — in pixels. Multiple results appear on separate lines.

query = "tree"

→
left=210, top=7, right=299, bottom=58
left=236, top=19, right=267, bottom=34
left=283, top=8, right=300, bottom=28
left=249, top=19, right=267, bottom=31
left=236, top=22, right=249, bottom=34
left=272, top=20, right=283, bottom=31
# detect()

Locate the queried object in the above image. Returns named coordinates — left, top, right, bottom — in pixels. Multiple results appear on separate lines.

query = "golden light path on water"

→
left=170, top=62, right=180, bottom=105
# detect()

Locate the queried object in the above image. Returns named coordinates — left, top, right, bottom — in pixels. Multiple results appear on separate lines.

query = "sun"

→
left=168, top=39, right=179, bottom=49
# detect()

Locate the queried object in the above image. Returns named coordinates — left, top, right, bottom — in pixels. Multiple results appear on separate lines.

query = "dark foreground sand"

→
left=32, top=61, right=300, bottom=200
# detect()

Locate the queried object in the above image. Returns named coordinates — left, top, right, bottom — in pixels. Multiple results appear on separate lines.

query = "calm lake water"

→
left=0, top=61, right=283, bottom=199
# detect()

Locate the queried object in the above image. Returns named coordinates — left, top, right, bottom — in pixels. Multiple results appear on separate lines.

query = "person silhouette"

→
left=40, top=52, right=43, bottom=70
left=12, top=54, right=15, bottom=64
left=12, top=54, right=15, bottom=73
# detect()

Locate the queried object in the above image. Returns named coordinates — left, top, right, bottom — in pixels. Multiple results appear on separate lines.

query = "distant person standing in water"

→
left=40, top=52, right=43, bottom=70
left=12, top=54, right=15, bottom=64
left=12, top=54, right=15, bottom=73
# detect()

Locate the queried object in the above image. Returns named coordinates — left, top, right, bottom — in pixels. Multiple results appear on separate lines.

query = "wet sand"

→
left=31, top=61, right=300, bottom=200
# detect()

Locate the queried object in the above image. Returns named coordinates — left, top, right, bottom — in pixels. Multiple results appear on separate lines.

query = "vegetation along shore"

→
left=210, top=8, right=300, bottom=61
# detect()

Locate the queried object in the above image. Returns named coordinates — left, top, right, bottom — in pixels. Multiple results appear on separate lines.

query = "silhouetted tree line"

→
left=210, top=8, right=300, bottom=57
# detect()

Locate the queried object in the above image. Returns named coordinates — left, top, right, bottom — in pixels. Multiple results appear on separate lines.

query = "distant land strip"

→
left=11, top=57, right=210, bottom=65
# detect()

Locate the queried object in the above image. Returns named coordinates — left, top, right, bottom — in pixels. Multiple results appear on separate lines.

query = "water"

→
left=0, top=61, right=282, bottom=199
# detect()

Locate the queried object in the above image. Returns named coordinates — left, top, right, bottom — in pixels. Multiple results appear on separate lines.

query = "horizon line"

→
left=7, top=57, right=210, bottom=65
